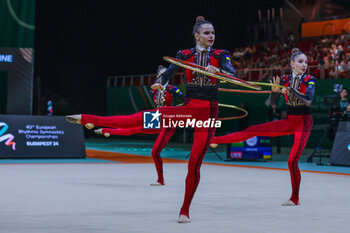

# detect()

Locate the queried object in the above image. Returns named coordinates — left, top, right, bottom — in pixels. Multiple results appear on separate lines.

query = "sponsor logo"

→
left=0, top=122, right=16, bottom=150
left=143, top=111, right=222, bottom=129
left=143, top=110, right=161, bottom=129
left=246, top=136, right=258, bottom=147
left=162, top=118, right=221, bottom=128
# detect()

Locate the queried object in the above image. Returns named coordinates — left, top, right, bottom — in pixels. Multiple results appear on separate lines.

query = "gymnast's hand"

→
left=205, top=65, right=220, bottom=74
left=151, top=83, right=164, bottom=90
left=270, top=76, right=281, bottom=93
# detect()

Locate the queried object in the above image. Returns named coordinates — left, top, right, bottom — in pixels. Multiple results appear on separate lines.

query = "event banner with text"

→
left=302, top=18, right=350, bottom=38
left=0, top=115, right=85, bottom=158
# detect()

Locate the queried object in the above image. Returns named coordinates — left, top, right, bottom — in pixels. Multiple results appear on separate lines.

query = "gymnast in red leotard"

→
left=66, top=16, right=237, bottom=223
left=211, top=48, right=316, bottom=206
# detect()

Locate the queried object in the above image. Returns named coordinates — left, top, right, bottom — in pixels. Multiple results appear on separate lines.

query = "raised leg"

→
left=96, top=126, right=160, bottom=137
left=211, top=118, right=294, bottom=145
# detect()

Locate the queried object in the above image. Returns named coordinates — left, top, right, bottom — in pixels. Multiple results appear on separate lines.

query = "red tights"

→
left=212, top=114, right=313, bottom=204
left=81, top=98, right=218, bottom=217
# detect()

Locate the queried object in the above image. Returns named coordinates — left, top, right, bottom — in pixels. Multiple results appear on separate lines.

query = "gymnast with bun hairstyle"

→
left=211, top=48, right=316, bottom=206
left=66, top=16, right=237, bottom=223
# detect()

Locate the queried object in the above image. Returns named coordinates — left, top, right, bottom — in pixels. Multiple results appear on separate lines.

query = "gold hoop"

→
left=218, top=103, right=248, bottom=120
left=174, top=102, right=247, bottom=121
left=220, top=80, right=288, bottom=89
left=219, top=88, right=271, bottom=94
left=163, top=56, right=261, bottom=90
left=249, top=81, right=289, bottom=90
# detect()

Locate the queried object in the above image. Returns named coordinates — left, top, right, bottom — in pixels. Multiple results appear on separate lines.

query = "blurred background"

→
left=1, top=0, right=350, bottom=153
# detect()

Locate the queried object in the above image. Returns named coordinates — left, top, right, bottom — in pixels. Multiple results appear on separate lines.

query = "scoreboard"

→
left=227, top=136, right=272, bottom=160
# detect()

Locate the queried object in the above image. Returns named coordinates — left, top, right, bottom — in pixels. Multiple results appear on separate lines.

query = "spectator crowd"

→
left=230, top=30, right=350, bottom=80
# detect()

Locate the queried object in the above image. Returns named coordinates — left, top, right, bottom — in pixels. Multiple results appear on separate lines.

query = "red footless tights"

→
left=81, top=98, right=218, bottom=217
left=101, top=126, right=173, bottom=186
left=211, top=114, right=313, bottom=204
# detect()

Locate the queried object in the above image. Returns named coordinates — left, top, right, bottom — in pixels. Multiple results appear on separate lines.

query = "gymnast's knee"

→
left=151, top=150, right=159, bottom=157
left=288, top=158, right=298, bottom=168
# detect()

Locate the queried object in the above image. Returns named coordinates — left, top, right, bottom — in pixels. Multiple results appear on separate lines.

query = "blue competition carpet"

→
left=85, top=139, right=350, bottom=175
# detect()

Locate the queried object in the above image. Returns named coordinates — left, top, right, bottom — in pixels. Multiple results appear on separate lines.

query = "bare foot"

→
left=94, top=129, right=110, bottom=137
left=65, top=114, right=82, bottom=124
left=150, top=181, right=165, bottom=186
left=281, top=199, right=300, bottom=206
left=177, top=215, right=191, bottom=223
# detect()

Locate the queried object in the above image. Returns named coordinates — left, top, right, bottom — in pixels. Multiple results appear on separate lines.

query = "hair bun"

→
left=196, top=16, right=205, bottom=23
left=292, top=48, right=300, bottom=54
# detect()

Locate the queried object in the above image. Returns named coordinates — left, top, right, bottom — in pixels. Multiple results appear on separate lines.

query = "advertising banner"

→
left=0, top=115, right=85, bottom=158
left=0, top=47, right=34, bottom=114
left=227, top=136, right=272, bottom=160
left=302, top=18, right=350, bottom=38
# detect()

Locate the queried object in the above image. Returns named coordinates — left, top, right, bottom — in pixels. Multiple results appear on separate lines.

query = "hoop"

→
left=220, top=80, right=288, bottom=90
left=219, top=88, right=271, bottom=94
left=163, top=56, right=289, bottom=121
left=174, top=102, right=247, bottom=120
left=250, top=81, right=289, bottom=90
left=218, top=103, right=248, bottom=120
left=163, top=56, right=261, bottom=90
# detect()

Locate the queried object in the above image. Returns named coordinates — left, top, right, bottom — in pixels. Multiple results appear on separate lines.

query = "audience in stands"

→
left=231, top=30, right=350, bottom=80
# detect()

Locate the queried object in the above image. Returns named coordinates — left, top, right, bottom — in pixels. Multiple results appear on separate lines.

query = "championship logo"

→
left=0, top=122, right=16, bottom=150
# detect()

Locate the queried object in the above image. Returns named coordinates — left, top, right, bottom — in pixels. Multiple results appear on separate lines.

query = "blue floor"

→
left=85, top=139, right=350, bottom=175
left=208, top=160, right=350, bottom=174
